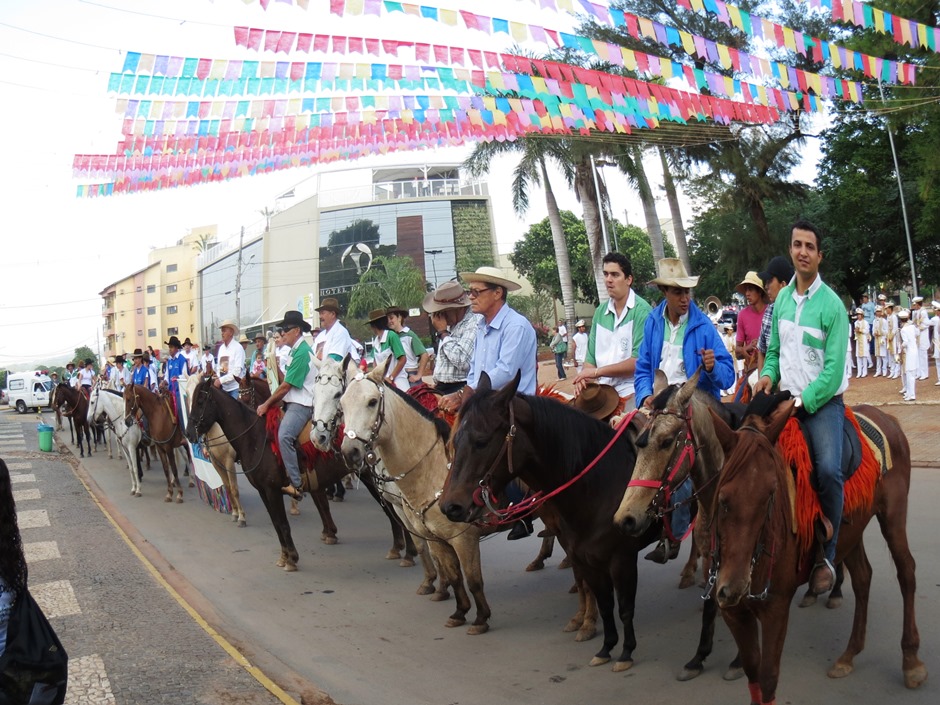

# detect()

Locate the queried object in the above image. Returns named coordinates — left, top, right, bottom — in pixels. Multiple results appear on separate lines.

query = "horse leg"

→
left=563, top=563, right=597, bottom=642
left=612, top=556, right=639, bottom=671
left=721, top=607, right=762, bottom=704
left=876, top=505, right=927, bottom=688
left=427, top=541, right=470, bottom=629
left=157, top=447, right=174, bottom=502
left=678, top=538, right=700, bottom=589
left=678, top=586, right=720, bottom=680
left=526, top=535, right=554, bottom=572
left=362, top=474, right=410, bottom=563
left=177, top=444, right=195, bottom=487
left=168, top=446, right=184, bottom=502
left=827, top=563, right=846, bottom=608
left=755, top=599, right=792, bottom=705
left=309, top=489, right=338, bottom=545
left=450, top=533, right=491, bottom=635
left=828, top=542, right=871, bottom=679
left=256, top=483, right=299, bottom=571
left=415, top=538, right=443, bottom=597
left=69, top=418, right=74, bottom=445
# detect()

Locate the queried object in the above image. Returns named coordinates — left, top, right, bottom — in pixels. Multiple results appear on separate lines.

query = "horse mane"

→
left=102, top=388, right=123, bottom=398
left=386, top=382, right=451, bottom=441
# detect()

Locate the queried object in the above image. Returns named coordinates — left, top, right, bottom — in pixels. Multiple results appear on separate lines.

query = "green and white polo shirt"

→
left=586, top=289, right=652, bottom=397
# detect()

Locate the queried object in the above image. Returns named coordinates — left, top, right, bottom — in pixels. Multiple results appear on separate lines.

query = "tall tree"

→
left=347, top=256, right=427, bottom=319
left=659, top=147, right=691, bottom=272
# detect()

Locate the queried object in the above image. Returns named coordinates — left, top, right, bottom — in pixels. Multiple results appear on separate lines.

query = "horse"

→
left=51, top=383, right=94, bottom=457
left=184, top=372, right=248, bottom=526
left=124, top=383, right=187, bottom=503
left=441, top=371, right=735, bottom=671
left=185, top=377, right=349, bottom=571
left=709, top=392, right=926, bottom=704
left=339, top=362, right=492, bottom=634
left=87, top=386, right=150, bottom=496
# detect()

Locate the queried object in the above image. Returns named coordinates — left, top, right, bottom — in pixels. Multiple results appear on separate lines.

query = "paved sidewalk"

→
left=2, top=414, right=294, bottom=705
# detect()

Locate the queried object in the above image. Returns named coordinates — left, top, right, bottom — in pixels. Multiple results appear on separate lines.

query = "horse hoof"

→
left=188, top=480, right=195, bottom=488
left=677, top=666, right=703, bottom=681
left=416, top=584, right=435, bottom=596
left=589, top=656, right=610, bottom=667
left=276, top=557, right=286, bottom=568
left=134, top=492, right=142, bottom=497
left=430, top=590, right=450, bottom=602
left=903, top=664, right=928, bottom=689
left=445, top=617, right=466, bottom=628
left=568, top=583, right=578, bottom=594
left=467, top=623, right=489, bottom=635
left=827, top=662, right=854, bottom=679
left=723, top=666, right=746, bottom=681
left=525, top=560, right=545, bottom=572
left=289, top=505, right=300, bottom=516
left=678, top=573, right=696, bottom=590
left=612, top=660, right=633, bottom=673
left=386, top=550, right=401, bottom=560
left=562, top=619, right=581, bottom=633
left=284, top=563, right=298, bottom=573
left=799, top=593, right=818, bottom=608
left=164, top=496, right=172, bottom=503
left=237, top=519, right=247, bottom=528
left=826, top=596, right=843, bottom=609
left=176, top=497, right=184, bottom=504
left=323, top=536, right=338, bottom=546
left=558, top=556, right=572, bottom=570
left=399, top=558, right=415, bottom=568
left=575, top=627, right=596, bottom=642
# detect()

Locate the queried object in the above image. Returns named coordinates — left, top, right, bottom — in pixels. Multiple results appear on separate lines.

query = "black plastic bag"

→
left=0, top=588, right=67, bottom=705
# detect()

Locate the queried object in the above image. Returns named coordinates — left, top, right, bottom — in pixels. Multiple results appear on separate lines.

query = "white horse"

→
left=87, top=386, right=145, bottom=496
left=184, top=372, right=247, bottom=526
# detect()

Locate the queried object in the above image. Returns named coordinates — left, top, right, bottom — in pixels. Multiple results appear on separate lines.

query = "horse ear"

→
left=761, top=398, right=796, bottom=445
left=311, top=352, right=322, bottom=369
left=367, top=359, right=385, bottom=384
left=708, top=406, right=737, bottom=456
left=653, top=369, right=669, bottom=397
left=341, top=353, right=354, bottom=379
left=675, top=366, right=702, bottom=408
left=477, top=372, right=492, bottom=394
left=382, top=354, right=394, bottom=378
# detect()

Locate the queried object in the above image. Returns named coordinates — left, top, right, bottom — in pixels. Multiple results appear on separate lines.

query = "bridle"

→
left=343, top=373, right=387, bottom=469
left=189, top=382, right=267, bottom=474
left=125, top=384, right=179, bottom=445
left=313, top=369, right=347, bottom=449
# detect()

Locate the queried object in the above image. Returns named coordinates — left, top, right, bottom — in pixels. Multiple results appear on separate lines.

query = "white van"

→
left=5, top=372, right=52, bottom=414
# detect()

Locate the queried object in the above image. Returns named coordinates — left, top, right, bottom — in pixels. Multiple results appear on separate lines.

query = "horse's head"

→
left=440, top=371, right=521, bottom=524
left=312, top=354, right=355, bottom=451
left=185, top=378, right=218, bottom=443
left=710, top=392, right=794, bottom=608
left=614, top=368, right=700, bottom=535
left=339, top=359, right=390, bottom=468
left=87, top=387, right=104, bottom=425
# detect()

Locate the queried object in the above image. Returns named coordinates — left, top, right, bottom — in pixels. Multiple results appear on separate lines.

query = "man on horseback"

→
left=756, top=219, right=850, bottom=594
left=256, top=310, right=316, bottom=501
left=634, top=258, right=735, bottom=562
left=213, top=320, right=246, bottom=399
left=164, top=336, right=189, bottom=429
left=312, top=297, right=355, bottom=362
left=423, top=281, right=480, bottom=396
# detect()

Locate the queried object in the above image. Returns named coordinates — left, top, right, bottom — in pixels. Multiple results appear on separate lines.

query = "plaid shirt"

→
left=757, top=302, right=775, bottom=354
left=433, top=308, right=481, bottom=384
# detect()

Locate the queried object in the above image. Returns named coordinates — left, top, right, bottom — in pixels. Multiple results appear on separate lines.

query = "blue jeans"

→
left=227, top=388, right=239, bottom=399
left=800, top=395, right=845, bottom=563
left=670, top=476, right=693, bottom=541
left=554, top=352, right=566, bottom=379
left=279, top=403, right=311, bottom=489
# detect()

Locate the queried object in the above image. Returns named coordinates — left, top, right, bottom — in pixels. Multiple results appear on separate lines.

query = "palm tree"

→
left=659, top=147, right=692, bottom=273
left=464, top=137, right=581, bottom=328
left=608, top=144, right=666, bottom=264
left=347, top=255, right=426, bottom=319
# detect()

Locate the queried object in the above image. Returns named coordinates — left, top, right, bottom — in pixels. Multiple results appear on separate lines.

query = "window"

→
left=166, top=284, right=177, bottom=293
left=137, top=329, right=143, bottom=336
left=146, top=284, right=155, bottom=294
left=136, top=308, right=142, bottom=314
left=167, top=305, right=178, bottom=315
left=148, top=328, right=157, bottom=337
left=166, top=263, right=178, bottom=273
left=167, top=327, right=179, bottom=336
left=9, top=379, right=24, bottom=391
left=147, top=306, right=156, bottom=315
left=136, top=286, right=142, bottom=292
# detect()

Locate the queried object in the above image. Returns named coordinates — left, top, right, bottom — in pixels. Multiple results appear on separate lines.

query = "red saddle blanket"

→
left=776, top=406, right=881, bottom=554
left=264, top=408, right=342, bottom=468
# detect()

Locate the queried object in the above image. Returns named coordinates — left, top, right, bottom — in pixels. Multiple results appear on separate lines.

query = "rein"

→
left=189, top=385, right=267, bottom=474
left=343, top=374, right=387, bottom=468
left=472, top=405, right=640, bottom=528
left=312, top=370, right=346, bottom=443
left=127, top=385, right=180, bottom=446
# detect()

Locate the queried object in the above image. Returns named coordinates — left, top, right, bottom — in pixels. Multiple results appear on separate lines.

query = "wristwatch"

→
left=794, top=396, right=803, bottom=409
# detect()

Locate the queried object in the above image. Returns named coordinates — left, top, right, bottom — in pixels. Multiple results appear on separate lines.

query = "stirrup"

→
left=282, top=484, right=304, bottom=501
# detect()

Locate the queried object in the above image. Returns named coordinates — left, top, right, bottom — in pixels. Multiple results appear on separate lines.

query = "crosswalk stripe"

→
left=32, top=579, right=81, bottom=618
left=5, top=462, right=33, bottom=470
left=16, top=508, right=49, bottom=528
left=13, top=488, right=41, bottom=501
left=10, top=473, right=37, bottom=483
left=65, top=654, right=115, bottom=705
left=24, top=541, right=60, bottom=562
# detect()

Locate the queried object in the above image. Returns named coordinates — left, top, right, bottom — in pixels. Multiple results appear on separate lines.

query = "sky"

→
left=0, top=0, right=822, bottom=368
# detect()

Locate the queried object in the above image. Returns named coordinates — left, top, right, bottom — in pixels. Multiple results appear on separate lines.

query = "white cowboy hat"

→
left=734, top=271, right=764, bottom=295
left=219, top=319, right=239, bottom=334
left=459, top=266, right=521, bottom=292
left=649, top=258, right=700, bottom=288
left=423, top=281, right=471, bottom=312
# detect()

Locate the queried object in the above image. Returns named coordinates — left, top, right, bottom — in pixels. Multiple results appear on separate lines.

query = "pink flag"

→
left=297, top=33, right=313, bottom=52
left=277, top=32, right=297, bottom=53
left=330, top=0, right=345, bottom=16
left=264, top=31, right=280, bottom=53
left=234, top=26, right=250, bottom=48
left=248, top=28, right=264, bottom=51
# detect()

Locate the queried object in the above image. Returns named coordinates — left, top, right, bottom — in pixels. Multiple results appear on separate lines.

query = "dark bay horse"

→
left=441, top=372, right=717, bottom=671
left=52, top=383, right=93, bottom=457
left=709, top=393, right=926, bottom=704
left=124, top=384, right=186, bottom=502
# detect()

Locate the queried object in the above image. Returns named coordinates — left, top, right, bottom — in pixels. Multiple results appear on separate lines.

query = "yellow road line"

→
left=70, top=469, right=300, bottom=705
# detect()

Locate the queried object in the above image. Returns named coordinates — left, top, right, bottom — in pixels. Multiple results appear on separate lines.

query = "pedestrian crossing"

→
left=3, top=419, right=116, bottom=705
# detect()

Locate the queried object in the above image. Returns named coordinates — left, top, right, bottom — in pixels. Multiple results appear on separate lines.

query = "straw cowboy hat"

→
left=366, top=308, right=389, bottom=325
left=855, top=308, right=864, bottom=315
left=315, top=297, right=342, bottom=315
left=459, top=266, right=522, bottom=292
left=877, top=293, right=887, bottom=301
left=649, top=258, right=700, bottom=288
left=571, top=383, right=620, bottom=421
left=423, top=281, right=471, bottom=313
left=735, top=271, right=765, bottom=295
left=932, top=300, right=940, bottom=310
left=277, top=309, right=312, bottom=333
left=238, top=334, right=250, bottom=344
left=253, top=332, right=267, bottom=342
left=219, top=319, right=239, bottom=334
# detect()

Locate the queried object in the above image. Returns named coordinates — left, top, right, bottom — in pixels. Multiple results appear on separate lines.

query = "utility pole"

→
left=590, top=155, right=611, bottom=254
left=234, top=227, right=244, bottom=329
left=424, top=249, right=442, bottom=288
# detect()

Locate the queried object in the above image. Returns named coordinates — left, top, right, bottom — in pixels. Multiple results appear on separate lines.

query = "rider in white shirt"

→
left=212, top=320, right=246, bottom=398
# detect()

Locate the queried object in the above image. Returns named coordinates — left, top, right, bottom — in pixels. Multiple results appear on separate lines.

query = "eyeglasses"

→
left=467, top=287, right=494, bottom=298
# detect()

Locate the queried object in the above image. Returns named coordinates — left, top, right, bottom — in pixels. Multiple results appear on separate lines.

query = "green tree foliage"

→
left=73, top=346, right=99, bottom=372
left=507, top=291, right=556, bottom=340
left=347, top=255, right=427, bottom=319
left=452, top=201, right=495, bottom=274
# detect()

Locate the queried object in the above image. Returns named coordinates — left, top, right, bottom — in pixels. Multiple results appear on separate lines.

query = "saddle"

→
left=776, top=407, right=884, bottom=554
left=263, top=408, right=343, bottom=491
left=407, top=383, right=457, bottom=427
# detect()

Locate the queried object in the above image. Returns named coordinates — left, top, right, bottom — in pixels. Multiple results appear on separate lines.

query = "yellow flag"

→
left=717, top=44, right=732, bottom=70
left=638, top=18, right=655, bottom=39
left=783, top=27, right=796, bottom=52
left=440, top=9, right=458, bottom=26
left=489, top=71, right=506, bottom=91
left=621, top=47, right=637, bottom=71
left=510, top=22, right=527, bottom=42
left=680, top=31, right=695, bottom=56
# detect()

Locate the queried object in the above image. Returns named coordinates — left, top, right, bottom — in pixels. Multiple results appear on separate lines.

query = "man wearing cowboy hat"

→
left=164, top=335, right=189, bottom=399
left=571, top=319, right=588, bottom=374
left=872, top=305, right=889, bottom=377
left=853, top=308, right=872, bottom=378
left=423, top=281, right=481, bottom=396
left=256, top=310, right=317, bottom=500
left=911, top=296, right=930, bottom=380
left=111, top=355, right=126, bottom=392
left=734, top=271, right=768, bottom=367
left=313, top=297, right=356, bottom=363
left=634, top=258, right=735, bottom=562
left=199, top=343, right=215, bottom=375
left=213, top=320, right=246, bottom=399
left=441, top=266, right=537, bottom=413
left=131, top=349, right=157, bottom=391
left=249, top=332, right=268, bottom=379
left=386, top=305, right=429, bottom=386
left=574, top=251, right=653, bottom=400
left=756, top=219, right=850, bottom=594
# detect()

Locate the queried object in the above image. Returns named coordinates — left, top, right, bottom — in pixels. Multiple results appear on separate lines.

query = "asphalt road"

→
left=3, top=404, right=937, bottom=705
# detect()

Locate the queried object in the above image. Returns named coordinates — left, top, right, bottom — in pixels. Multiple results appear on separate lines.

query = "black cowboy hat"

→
left=114, top=355, right=125, bottom=364
left=84, top=357, right=94, bottom=365
left=277, top=310, right=312, bottom=333
left=131, top=348, right=144, bottom=358
left=165, top=335, right=183, bottom=348
left=182, top=337, right=193, bottom=346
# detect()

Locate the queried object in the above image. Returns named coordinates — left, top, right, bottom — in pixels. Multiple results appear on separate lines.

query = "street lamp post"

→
left=425, top=249, right=442, bottom=288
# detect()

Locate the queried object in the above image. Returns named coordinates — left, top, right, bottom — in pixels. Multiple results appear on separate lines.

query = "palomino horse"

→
left=441, top=372, right=725, bottom=671
left=124, top=384, right=187, bottom=503
left=52, top=383, right=93, bottom=457
left=340, top=363, right=492, bottom=634
left=186, top=372, right=248, bottom=526
left=186, top=378, right=349, bottom=571
left=88, top=386, right=149, bottom=496
left=709, top=392, right=926, bottom=705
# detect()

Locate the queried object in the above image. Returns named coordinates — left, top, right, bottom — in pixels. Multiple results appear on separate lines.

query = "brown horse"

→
left=52, top=383, right=93, bottom=457
left=709, top=393, right=926, bottom=704
left=123, top=384, right=186, bottom=502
